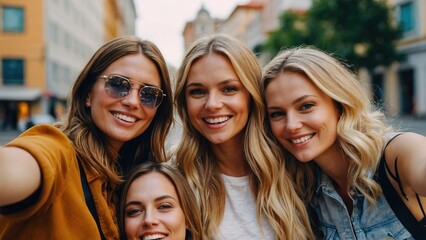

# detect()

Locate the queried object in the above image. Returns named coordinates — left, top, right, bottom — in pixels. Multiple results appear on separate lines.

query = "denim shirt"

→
left=311, top=171, right=414, bottom=240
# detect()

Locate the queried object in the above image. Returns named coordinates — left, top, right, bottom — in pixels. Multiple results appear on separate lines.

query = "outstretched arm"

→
left=0, top=147, right=41, bottom=206
left=386, top=132, right=426, bottom=196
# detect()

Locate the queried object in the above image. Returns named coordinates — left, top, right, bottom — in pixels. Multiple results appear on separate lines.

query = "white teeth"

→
left=113, top=113, right=136, bottom=123
left=204, top=116, right=230, bottom=124
left=291, top=134, right=314, bottom=144
left=143, top=234, right=166, bottom=240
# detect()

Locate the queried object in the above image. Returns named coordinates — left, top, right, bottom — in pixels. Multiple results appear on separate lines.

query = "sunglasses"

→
left=99, top=75, right=166, bottom=108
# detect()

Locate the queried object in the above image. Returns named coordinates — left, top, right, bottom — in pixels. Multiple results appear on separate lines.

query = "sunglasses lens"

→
left=105, top=76, right=130, bottom=98
left=103, top=75, right=164, bottom=108
left=140, top=87, right=164, bottom=108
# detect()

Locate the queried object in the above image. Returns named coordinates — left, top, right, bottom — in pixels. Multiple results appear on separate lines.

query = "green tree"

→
left=263, top=0, right=403, bottom=71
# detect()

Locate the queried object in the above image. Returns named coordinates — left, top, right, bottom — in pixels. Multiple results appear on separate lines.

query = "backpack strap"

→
left=376, top=133, right=426, bottom=239
left=78, top=160, right=107, bottom=240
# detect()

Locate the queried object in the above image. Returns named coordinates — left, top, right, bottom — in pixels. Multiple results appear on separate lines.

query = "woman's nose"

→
left=143, top=208, right=159, bottom=227
left=285, top=112, right=302, bottom=131
left=205, top=92, right=223, bottom=111
left=121, top=88, right=141, bottom=108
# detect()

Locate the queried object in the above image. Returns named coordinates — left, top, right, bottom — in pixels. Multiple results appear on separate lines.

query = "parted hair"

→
left=261, top=46, right=390, bottom=204
left=57, top=35, right=173, bottom=184
left=118, top=161, right=204, bottom=240
left=174, top=34, right=314, bottom=239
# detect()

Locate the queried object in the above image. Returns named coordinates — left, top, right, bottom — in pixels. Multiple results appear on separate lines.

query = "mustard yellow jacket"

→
left=0, top=125, right=119, bottom=239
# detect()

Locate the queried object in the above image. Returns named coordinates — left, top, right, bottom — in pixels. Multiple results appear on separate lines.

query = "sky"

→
left=134, top=0, right=249, bottom=68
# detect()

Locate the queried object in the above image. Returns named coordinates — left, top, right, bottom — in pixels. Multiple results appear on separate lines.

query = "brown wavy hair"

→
left=57, top=35, right=173, bottom=184
left=118, top=161, right=205, bottom=240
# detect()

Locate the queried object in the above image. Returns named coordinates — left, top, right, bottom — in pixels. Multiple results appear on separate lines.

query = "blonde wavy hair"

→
left=261, top=46, right=391, bottom=204
left=57, top=35, right=173, bottom=185
left=174, top=34, right=314, bottom=239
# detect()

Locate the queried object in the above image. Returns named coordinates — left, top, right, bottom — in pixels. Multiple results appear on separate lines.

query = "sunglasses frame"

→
left=99, top=74, right=166, bottom=108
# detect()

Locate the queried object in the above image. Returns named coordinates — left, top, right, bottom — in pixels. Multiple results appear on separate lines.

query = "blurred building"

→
left=0, top=0, right=136, bottom=131
left=182, top=5, right=224, bottom=52
left=183, top=0, right=426, bottom=117
left=219, top=0, right=265, bottom=42
left=381, top=0, right=426, bottom=117
left=183, top=0, right=311, bottom=65
left=183, top=1, right=268, bottom=54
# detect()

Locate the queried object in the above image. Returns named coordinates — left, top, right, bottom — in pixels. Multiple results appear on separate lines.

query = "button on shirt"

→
left=311, top=170, right=413, bottom=240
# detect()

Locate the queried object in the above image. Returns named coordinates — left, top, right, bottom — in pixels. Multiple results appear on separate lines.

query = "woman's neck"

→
left=316, top=148, right=353, bottom=212
left=315, top=143, right=349, bottom=185
left=211, top=136, right=249, bottom=177
left=333, top=177, right=353, bottom=213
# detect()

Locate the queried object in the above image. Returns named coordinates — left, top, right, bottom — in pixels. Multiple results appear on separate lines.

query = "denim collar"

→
left=314, top=167, right=373, bottom=198
left=314, top=168, right=330, bottom=194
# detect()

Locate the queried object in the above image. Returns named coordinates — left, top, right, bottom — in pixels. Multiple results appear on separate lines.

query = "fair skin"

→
left=265, top=72, right=342, bottom=169
left=384, top=133, right=426, bottom=219
left=266, top=71, right=426, bottom=217
left=185, top=53, right=251, bottom=176
left=265, top=71, right=351, bottom=207
left=0, top=53, right=160, bottom=206
left=87, top=53, right=160, bottom=151
left=124, top=172, right=186, bottom=240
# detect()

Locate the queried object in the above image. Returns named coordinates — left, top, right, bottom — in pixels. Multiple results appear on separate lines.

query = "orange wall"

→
left=104, top=0, right=120, bottom=41
left=0, top=0, right=45, bottom=89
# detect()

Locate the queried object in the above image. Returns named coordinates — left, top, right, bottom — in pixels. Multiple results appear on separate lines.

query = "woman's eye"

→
left=158, top=204, right=172, bottom=210
left=300, top=103, right=314, bottom=110
left=269, top=111, right=285, bottom=119
left=126, top=208, right=143, bottom=217
left=188, top=88, right=206, bottom=96
left=223, top=86, right=237, bottom=93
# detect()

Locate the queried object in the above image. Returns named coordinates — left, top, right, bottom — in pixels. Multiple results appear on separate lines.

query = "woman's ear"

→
left=335, top=101, right=343, bottom=116
left=86, top=95, right=91, bottom=107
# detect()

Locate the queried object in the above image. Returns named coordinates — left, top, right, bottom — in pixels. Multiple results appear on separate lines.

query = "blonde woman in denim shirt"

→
left=261, top=47, right=426, bottom=239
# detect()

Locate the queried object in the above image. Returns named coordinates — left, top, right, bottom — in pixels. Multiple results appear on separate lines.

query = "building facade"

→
left=182, top=5, right=222, bottom=52
left=0, top=0, right=136, bottom=131
left=388, top=0, right=426, bottom=116
left=183, top=0, right=425, bottom=117
left=183, top=0, right=312, bottom=65
left=219, top=0, right=265, bottom=42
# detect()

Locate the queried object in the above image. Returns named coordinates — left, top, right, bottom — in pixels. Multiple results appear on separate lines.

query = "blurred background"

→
left=0, top=0, right=425, bottom=146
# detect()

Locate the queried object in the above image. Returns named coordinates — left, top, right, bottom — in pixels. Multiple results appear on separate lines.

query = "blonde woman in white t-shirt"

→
left=173, top=34, right=315, bottom=240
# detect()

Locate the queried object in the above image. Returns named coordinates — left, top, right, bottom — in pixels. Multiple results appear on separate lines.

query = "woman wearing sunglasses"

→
left=0, top=35, right=173, bottom=239
left=173, top=34, right=314, bottom=239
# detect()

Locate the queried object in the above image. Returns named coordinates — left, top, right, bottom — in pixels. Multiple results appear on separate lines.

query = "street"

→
left=1, top=116, right=425, bottom=147
left=391, top=116, right=426, bottom=136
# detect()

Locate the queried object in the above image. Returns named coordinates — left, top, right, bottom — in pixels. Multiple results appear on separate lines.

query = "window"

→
left=2, top=58, right=24, bottom=85
left=2, top=6, right=24, bottom=32
left=399, top=2, right=414, bottom=33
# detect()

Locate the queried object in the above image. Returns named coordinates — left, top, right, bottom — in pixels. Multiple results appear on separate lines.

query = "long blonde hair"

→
left=174, top=34, right=314, bottom=239
left=262, top=46, right=390, bottom=204
left=58, top=36, right=173, bottom=185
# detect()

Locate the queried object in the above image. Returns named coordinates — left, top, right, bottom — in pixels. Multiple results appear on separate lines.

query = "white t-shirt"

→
left=217, top=174, right=275, bottom=240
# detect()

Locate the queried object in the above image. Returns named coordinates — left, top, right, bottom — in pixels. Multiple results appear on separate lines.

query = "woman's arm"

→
left=0, top=147, right=41, bottom=206
left=386, top=132, right=426, bottom=196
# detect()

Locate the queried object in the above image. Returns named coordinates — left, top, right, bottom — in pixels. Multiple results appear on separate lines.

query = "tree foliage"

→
left=263, top=0, right=403, bottom=71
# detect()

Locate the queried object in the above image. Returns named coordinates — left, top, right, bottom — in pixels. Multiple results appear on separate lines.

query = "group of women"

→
left=0, top=34, right=425, bottom=240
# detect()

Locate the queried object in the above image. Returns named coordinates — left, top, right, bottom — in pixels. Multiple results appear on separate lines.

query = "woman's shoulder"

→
left=6, top=124, right=75, bottom=164
left=385, top=132, right=426, bottom=154
left=9, top=124, right=71, bottom=147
